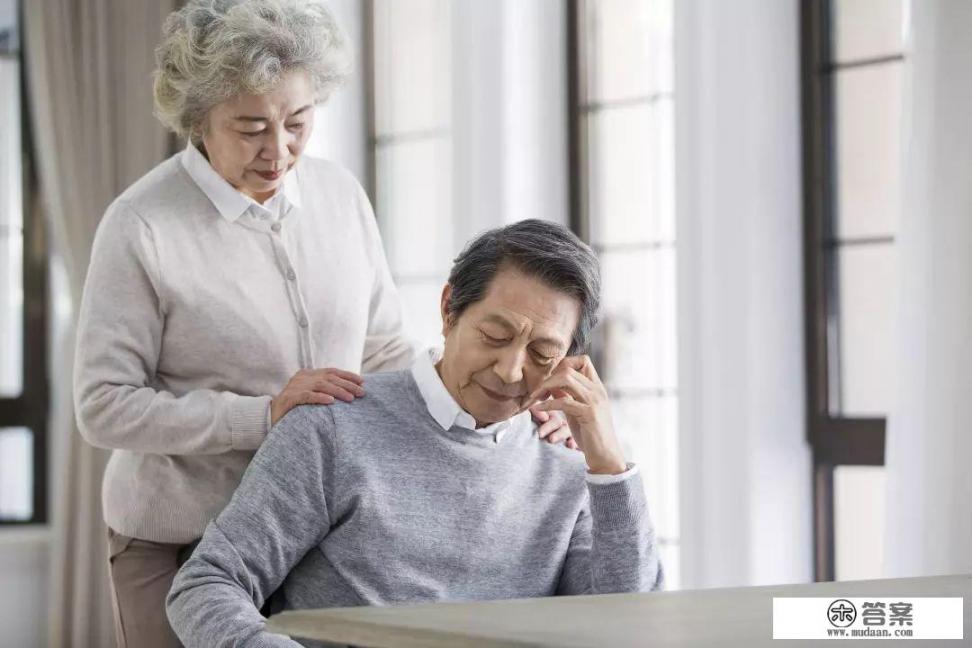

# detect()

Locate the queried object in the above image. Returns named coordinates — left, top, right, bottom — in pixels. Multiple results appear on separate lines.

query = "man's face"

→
left=436, top=267, right=581, bottom=427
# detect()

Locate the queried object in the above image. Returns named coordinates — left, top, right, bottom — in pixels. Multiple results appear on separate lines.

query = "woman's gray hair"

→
left=153, top=0, right=351, bottom=141
left=446, top=220, right=601, bottom=355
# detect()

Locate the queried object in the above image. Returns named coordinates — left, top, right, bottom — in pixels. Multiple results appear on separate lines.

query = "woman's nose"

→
left=263, top=129, right=289, bottom=162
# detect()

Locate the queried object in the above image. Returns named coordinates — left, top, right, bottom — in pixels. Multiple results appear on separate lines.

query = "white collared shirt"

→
left=410, top=348, right=638, bottom=484
left=180, top=140, right=302, bottom=222
left=409, top=347, right=527, bottom=444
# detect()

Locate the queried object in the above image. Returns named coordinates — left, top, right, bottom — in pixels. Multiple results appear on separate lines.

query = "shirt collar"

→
left=180, top=140, right=302, bottom=223
left=410, top=348, right=529, bottom=440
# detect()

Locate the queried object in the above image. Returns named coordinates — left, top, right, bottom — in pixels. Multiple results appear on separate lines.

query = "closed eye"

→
left=531, top=350, right=556, bottom=365
left=481, top=332, right=510, bottom=345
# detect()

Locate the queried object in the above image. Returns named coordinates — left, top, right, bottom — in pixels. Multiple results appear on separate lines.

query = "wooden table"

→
left=265, top=574, right=970, bottom=647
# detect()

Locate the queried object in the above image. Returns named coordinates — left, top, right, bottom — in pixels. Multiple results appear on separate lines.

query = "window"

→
left=570, top=0, right=679, bottom=588
left=367, top=1, right=679, bottom=587
left=369, top=0, right=453, bottom=347
left=801, top=0, right=906, bottom=580
left=0, top=0, right=48, bottom=525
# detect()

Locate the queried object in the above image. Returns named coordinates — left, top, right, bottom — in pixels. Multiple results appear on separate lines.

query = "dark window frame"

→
left=800, top=0, right=888, bottom=582
left=566, top=0, right=586, bottom=242
left=0, top=0, right=49, bottom=526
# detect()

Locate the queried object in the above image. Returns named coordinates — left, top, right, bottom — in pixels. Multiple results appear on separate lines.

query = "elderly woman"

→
left=72, top=1, right=569, bottom=647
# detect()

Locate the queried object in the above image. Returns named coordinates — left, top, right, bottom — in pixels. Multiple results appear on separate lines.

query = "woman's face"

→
left=200, top=70, right=315, bottom=204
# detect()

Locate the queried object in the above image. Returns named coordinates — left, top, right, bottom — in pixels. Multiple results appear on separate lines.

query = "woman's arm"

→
left=74, top=201, right=271, bottom=455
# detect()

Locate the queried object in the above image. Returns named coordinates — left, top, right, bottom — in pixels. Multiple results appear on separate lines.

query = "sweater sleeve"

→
left=555, top=470, right=665, bottom=595
left=73, top=200, right=271, bottom=455
left=352, top=181, right=421, bottom=374
left=167, top=406, right=335, bottom=648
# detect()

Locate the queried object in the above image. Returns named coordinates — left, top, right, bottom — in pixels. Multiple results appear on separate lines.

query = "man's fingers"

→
left=536, top=417, right=560, bottom=439
left=533, top=397, right=584, bottom=417
left=531, top=371, right=591, bottom=404
left=555, top=355, right=602, bottom=384
left=566, top=437, right=580, bottom=451
left=558, top=365, right=598, bottom=393
left=529, top=404, right=551, bottom=423
left=545, top=425, right=573, bottom=445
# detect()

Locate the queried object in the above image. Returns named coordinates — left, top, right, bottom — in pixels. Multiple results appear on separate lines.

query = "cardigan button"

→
left=271, top=222, right=282, bottom=233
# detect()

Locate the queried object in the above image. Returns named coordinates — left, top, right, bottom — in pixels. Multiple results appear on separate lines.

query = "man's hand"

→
left=529, top=406, right=579, bottom=450
left=270, top=368, right=365, bottom=426
left=529, top=355, right=626, bottom=474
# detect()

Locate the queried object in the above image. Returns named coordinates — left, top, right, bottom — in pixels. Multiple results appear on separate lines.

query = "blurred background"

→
left=3, top=0, right=971, bottom=646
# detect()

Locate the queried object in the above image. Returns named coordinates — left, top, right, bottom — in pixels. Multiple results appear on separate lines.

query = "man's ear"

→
left=440, top=283, right=454, bottom=338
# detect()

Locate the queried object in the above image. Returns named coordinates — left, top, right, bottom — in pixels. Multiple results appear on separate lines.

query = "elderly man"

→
left=166, top=219, right=664, bottom=647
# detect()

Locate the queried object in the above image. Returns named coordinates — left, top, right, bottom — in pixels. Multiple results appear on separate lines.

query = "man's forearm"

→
left=167, top=522, right=301, bottom=648
left=587, top=473, right=665, bottom=593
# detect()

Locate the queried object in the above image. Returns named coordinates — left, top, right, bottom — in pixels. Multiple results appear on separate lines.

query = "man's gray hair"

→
left=446, top=219, right=601, bottom=355
left=153, top=0, right=351, bottom=142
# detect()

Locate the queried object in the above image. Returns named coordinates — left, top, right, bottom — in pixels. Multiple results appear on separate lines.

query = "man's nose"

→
left=493, top=347, right=526, bottom=385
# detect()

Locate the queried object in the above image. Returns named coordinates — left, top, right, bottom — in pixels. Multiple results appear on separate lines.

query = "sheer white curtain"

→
left=884, top=0, right=972, bottom=579
left=23, top=1, right=175, bottom=645
left=674, top=0, right=812, bottom=589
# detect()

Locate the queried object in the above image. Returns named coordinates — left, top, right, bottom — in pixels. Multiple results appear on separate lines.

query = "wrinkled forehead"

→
left=467, top=268, right=580, bottom=351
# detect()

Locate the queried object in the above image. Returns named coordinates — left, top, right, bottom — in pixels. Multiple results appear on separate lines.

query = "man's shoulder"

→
left=289, top=369, right=419, bottom=429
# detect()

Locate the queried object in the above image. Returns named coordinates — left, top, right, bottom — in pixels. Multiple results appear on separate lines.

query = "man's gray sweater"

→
left=167, top=369, right=664, bottom=647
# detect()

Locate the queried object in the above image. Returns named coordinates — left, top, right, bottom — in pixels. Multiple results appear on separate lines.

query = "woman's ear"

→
left=440, top=283, right=454, bottom=338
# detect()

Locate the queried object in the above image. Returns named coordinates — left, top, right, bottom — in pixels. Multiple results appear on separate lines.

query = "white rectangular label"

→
left=773, top=597, right=963, bottom=640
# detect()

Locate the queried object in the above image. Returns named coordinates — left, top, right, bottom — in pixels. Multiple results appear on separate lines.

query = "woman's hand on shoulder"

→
left=270, top=368, right=365, bottom=426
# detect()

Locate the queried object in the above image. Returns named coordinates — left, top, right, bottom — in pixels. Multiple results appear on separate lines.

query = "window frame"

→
left=0, top=0, right=49, bottom=526
left=566, top=0, right=587, bottom=241
left=800, top=0, right=892, bottom=581
left=568, top=0, right=681, bottom=587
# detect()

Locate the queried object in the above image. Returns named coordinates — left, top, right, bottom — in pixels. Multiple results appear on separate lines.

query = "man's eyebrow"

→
left=481, top=314, right=567, bottom=350
left=532, top=338, right=566, bottom=351
left=481, top=314, right=517, bottom=332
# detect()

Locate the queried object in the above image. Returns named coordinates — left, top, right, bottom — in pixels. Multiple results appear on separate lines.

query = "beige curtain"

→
left=23, top=1, right=176, bottom=646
